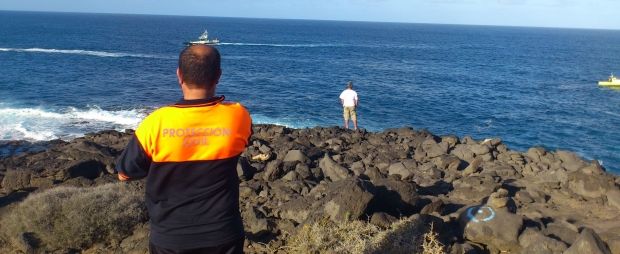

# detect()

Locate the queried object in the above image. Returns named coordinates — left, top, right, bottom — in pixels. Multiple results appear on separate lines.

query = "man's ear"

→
left=214, top=69, right=222, bottom=85
left=176, top=68, right=183, bottom=85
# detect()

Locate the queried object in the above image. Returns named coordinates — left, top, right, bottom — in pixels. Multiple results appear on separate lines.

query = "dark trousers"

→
left=149, top=238, right=244, bottom=254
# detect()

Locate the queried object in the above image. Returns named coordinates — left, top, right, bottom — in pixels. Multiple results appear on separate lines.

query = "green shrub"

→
left=0, top=182, right=147, bottom=251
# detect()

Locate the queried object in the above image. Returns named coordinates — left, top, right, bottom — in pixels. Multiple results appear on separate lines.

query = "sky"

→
left=1, top=0, right=619, bottom=30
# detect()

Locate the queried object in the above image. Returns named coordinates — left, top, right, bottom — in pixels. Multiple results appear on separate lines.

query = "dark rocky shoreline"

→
left=0, top=124, right=619, bottom=253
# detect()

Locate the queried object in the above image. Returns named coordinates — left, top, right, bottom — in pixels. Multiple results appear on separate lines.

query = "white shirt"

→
left=339, top=89, right=358, bottom=107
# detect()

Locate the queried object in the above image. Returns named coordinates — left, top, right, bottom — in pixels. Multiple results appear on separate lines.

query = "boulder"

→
left=526, top=147, right=547, bottom=163
left=606, top=188, right=620, bottom=210
left=282, top=150, right=309, bottom=164
left=450, top=175, right=499, bottom=202
left=350, top=160, right=365, bottom=176
left=542, top=222, right=579, bottom=245
left=433, top=154, right=462, bottom=172
left=262, top=160, right=284, bottom=181
left=451, top=144, right=476, bottom=163
left=567, top=171, right=615, bottom=199
left=422, top=139, right=449, bottom=158
left=319, top=155, right=351, bottom=181
left=564, top=228, right=612, bottom=254
left=387, top=162, right=413, bottom=180
left=555, top=150, right=587, bottom=172
left=420, top=199, right=444, bottom=215
left=280, top=177, right=375, bottom=224
left=370, top=212, right=397, bottom=229
left=518, top=227, right=568, bottom=254
left=469, top=144, right=491, bottom=156
left=279, top=197, right=314, bottom=224
left=242, top=205, right=273, bottom=237
left=460, top=205, right=523, bottom=253
left=462, top=157, right=483, bottom=176
left=322, top=178, right=375, bottom=222
left=371, top=177, right=419, bottom=216
left=486, top=188, right=511, bottom=210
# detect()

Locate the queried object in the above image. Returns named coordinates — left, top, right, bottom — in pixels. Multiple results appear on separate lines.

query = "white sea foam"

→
left=219, top=42, right=340, bottom=48
left=251, top=114, right=319, bottom=129
left=0, top=106, right=147, bottom=141
left=0, top=47, right=171, bottom=59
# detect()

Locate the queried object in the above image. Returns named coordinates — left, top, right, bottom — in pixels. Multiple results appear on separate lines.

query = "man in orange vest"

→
left=115, top=45, right=252, bottom=254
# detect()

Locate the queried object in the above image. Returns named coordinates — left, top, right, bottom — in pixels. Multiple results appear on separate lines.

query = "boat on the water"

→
left=598, top=74, right=620, bottom=87
left=185, top=30, right=220, bottom=46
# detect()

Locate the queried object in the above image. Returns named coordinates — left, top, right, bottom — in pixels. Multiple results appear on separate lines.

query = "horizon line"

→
left=1, top=9, right=619, bottom=32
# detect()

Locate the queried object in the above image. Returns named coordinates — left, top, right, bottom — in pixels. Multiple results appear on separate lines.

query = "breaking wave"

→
left=0, top=106, right=148, bottom=141
left=0, top=47, right=172, bottom=59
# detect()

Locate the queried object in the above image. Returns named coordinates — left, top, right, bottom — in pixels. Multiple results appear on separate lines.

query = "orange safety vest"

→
left=115, top=96, right=252, bottom=249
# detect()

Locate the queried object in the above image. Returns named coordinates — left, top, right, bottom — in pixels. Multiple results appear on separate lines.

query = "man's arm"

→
left=115, top=135, right=151, bottom=181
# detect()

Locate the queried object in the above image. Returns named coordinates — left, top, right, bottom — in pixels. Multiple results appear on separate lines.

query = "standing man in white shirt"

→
left=339, top=81, right=359, bottom=130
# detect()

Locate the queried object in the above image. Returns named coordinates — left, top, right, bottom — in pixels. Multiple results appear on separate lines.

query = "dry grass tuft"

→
left=0, top=182, right=147, bottom=251
left=285, top=218, right=380, bottom=254
left=284, top=216, right=446, bottom=254
left=420, top=223, right=445, bottom=254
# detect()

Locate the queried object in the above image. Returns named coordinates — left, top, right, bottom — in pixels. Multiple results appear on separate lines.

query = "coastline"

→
left=0, top=124, right=619, bottom=253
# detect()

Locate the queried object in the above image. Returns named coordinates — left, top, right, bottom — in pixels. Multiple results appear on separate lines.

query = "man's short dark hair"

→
left=178, top=45, right=221, bottom=87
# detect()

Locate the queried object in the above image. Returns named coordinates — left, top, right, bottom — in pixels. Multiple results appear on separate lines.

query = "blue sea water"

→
left=0, top=11, right=619, bottom=173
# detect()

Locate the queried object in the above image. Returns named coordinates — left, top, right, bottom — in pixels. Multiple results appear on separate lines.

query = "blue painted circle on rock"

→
left=466, top=206, right=496, bottom=223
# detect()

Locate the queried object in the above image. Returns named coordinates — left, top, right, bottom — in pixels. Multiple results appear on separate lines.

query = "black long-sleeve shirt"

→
left=116, top=96, right=252, bottom=249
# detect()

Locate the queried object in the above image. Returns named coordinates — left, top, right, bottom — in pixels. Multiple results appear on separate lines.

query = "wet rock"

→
left=564, top=228, right=612, bottom=254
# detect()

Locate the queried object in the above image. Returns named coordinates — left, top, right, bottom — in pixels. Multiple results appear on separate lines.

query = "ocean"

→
left=0, top=11, right=619, bottom=173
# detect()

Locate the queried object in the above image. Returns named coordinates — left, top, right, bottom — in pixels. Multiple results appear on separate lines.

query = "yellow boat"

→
left=599, top=74, right=620, bottom=87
